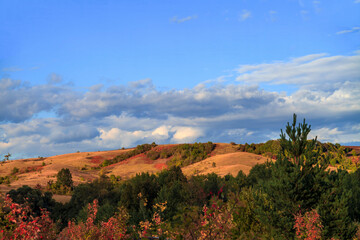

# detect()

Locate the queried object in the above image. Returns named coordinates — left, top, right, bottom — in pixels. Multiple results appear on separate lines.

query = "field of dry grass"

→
left=0, top=149, right=129, bottom=195
left=0, top=143, right=272, bottom=196
left=182, top=151, right=270, bottom=177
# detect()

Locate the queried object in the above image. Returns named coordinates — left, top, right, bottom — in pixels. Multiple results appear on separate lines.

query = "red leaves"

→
left=58, top=199, right=129, bottom=240
left=294, top=208, right=323, bottom=240
left=1, top=195, right=56, bottom=240
left=197, top=196, right=234, bottom=240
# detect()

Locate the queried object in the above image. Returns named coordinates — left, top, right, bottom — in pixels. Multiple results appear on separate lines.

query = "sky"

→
left=0, top=0, right=359, bottom=159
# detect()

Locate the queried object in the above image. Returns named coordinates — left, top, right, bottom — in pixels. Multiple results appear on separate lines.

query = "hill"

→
left=0, top=143, right=268, bottom=196
left=1, top=141, right=358, bottom=199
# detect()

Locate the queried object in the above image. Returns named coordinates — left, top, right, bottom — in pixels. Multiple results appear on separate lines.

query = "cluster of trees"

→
left=100, top=143, right=157, bottom=167
left=146, top=142, right=215, bottom=167
left=1, top=114, right=360, bottom=239
left=100, top=142, right=215, bottom=168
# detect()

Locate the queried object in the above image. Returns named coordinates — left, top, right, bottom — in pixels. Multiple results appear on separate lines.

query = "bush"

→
left=11, top=167, right=19, bottom=175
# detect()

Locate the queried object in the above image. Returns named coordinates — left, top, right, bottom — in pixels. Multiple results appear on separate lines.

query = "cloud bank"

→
left=1, top=52, right=359, bottom=159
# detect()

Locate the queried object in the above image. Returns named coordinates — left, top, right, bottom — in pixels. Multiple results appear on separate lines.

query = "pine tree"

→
left=280, top=113, right=316, bottom=165
left=254, top=114, right=328, bottom=238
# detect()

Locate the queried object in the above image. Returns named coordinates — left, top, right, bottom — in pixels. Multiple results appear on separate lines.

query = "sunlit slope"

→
left=0, top=143, right=272, bottom=194
left=182, top=151, right=269, bottom=177
left=0, top=149, right=129, bottom=193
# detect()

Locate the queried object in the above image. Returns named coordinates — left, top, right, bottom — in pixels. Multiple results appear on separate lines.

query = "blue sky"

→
left=0, top=0, right=359, bottom=159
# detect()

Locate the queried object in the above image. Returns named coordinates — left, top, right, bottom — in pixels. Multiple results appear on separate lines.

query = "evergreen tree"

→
left=280, top=113, right=316, bottom=165
left=253, top=115, right=326, bottom=238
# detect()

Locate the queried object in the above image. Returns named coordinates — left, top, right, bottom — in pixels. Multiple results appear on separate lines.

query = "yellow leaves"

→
left=153, top=201, right=167, bottom=213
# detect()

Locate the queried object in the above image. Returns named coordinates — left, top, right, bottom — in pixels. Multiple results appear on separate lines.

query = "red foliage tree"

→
left=294, top=208, right=323, bottom=240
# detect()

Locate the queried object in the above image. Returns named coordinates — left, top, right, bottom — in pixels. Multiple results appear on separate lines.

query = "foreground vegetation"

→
left=1, top=114, right=360, bottom=239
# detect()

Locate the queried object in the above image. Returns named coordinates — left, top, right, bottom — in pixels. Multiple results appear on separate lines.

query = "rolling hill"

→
left=0, top=143, right=269, bottom=197
left=1, top=141, right=358, bottom=201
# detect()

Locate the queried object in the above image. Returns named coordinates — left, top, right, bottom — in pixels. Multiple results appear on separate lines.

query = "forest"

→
left=1, top=114, right=360, bottom=239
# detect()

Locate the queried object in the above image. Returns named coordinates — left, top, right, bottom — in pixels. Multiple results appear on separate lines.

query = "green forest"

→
left=1, top=114, right=360, bottom=239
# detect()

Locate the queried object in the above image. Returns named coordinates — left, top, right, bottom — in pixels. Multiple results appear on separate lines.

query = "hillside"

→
left=1, top=141, right=359, bottom=198
left=0, top=149, right=129, bottom=195
left=0, top=143, right=268, bottom=195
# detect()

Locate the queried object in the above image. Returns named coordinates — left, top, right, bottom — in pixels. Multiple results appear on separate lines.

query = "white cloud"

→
left=171, top=127, right=204, bottom=143
left=240, top=10, right=251, bottom=21
left=170, top=15, right=197, bottom=23
left=354, top=0, right=360, bottom=3
left=152, top=125, right=171, bottom=140
left=336, top=27, right=360, bottom=35
left=98, top=128, right=149, bottom=148
left=310, top=125, right=360, bottom=144
left=236, top=52, right=360, bottom=87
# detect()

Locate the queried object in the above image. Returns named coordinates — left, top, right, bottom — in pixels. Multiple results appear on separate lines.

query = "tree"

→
left=280, top=113, right=316, bottom=165
left=252, top=114, right=356, bottom=239
left=57, top=168, right=73, bottom=188
left=3, top=153, right=11, bottom=162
